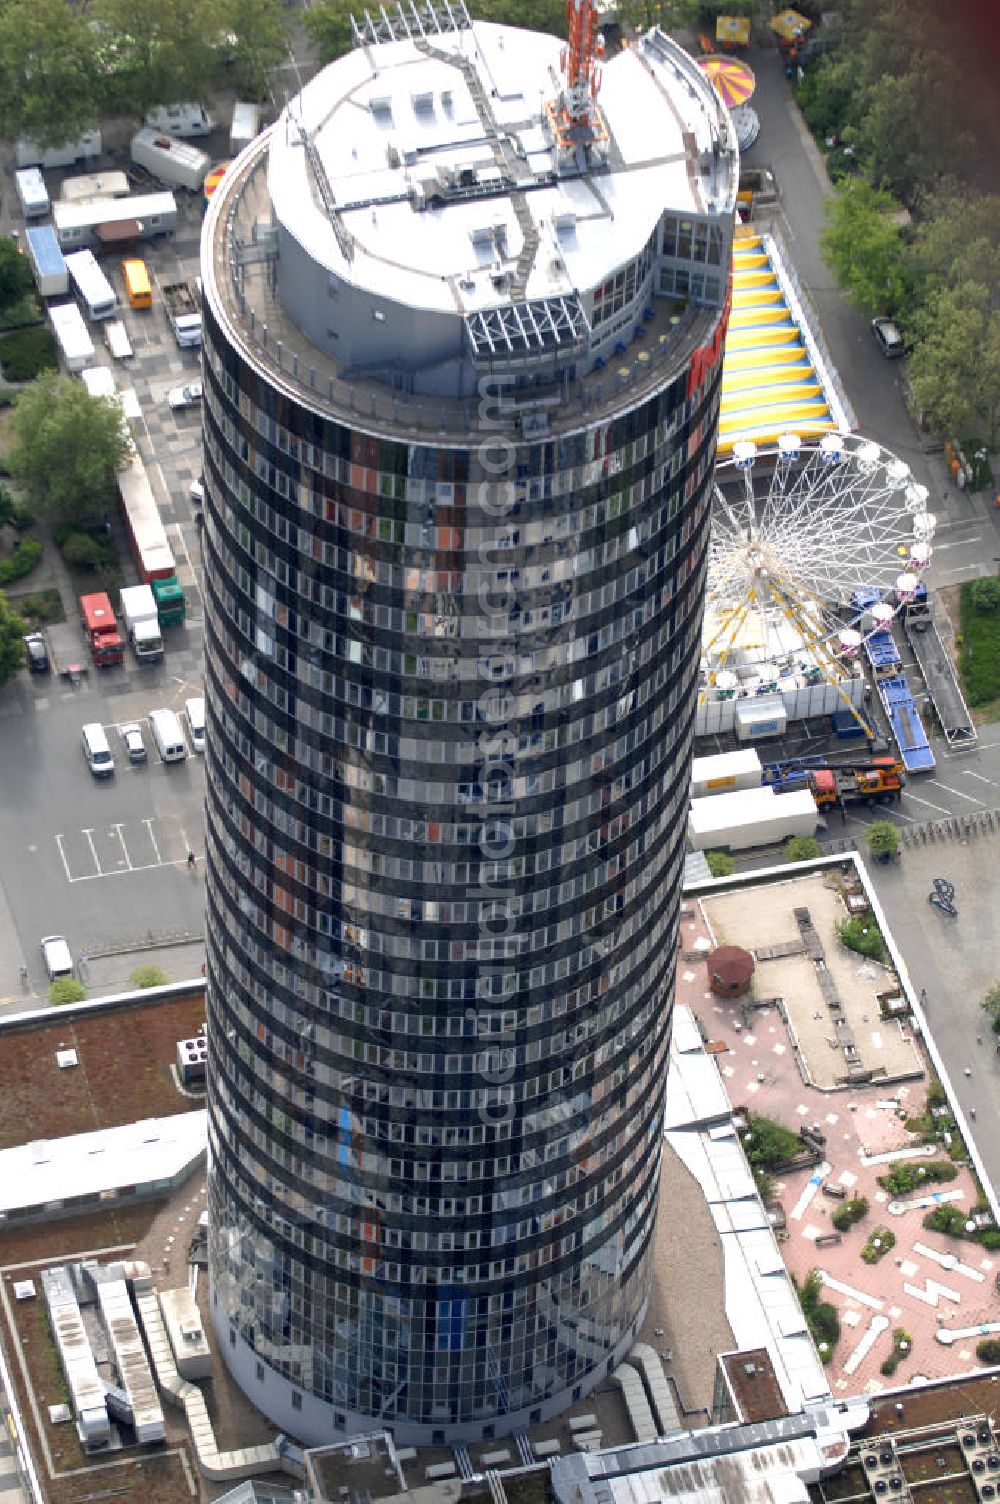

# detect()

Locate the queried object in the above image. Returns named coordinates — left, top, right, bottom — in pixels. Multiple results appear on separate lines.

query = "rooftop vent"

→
left=411, top=91, right=434, bottom=113
left=369, top=96, right=392, bottom=117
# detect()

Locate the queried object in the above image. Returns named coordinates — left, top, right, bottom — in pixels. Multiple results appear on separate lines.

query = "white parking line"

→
left=964, top=770, right=999, bottom=786
left=903, top=792, right=952, bottom=814
left=144, top=817, right=162, bottom=863
left=83, top=828, right=99, bottom=867
left=110, top=824, right=130, bottom=869
left=926, top=779, right=984, bottom=805
left=54, top=834, right=74, bottom=882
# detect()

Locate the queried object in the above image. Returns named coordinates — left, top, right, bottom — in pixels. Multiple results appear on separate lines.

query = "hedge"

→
left=0, top=326, right=57, bottom=383
left=0, top=536, right=42, bottom=586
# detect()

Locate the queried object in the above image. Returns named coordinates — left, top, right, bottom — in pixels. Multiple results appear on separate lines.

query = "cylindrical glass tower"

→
left=201, top=14, right=735, bottom=1445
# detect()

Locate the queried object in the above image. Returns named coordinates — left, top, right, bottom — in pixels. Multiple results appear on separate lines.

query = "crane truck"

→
left=763, top=755, right=904, bottom=810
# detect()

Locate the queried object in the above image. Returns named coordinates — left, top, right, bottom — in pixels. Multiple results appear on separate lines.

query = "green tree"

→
left=865, top=820, right=900, bottom=859
left=89, top=0, right=226, bottom=116
left=306, top=0, right=568, bottom=62
left=907, top=282, right=1000, bottom=449
left=705, top=850, right=735, bottom=877
left=0, top=239, right=34, bottom=316
left=981, top=983, right=1000, bottom=1035
left=0, top=591, right=27, bottom=685
left=9, top=373, right=131, bottom=528
left=48, top=976, right=86, bottom=1005
left=217, top=0, right=288, bottom=99
left=785, top=835, right=822, bottom=863
left=128, top=963, right=170, bottom=989
left=0, top=0, right=102, bottom=147
left=820, top=176, right=909, bottom=316
left=968, top=579, right=1000, bottom=614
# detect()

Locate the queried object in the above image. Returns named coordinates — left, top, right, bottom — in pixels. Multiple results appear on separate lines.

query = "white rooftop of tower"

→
left=267, top=17, right=734, bottom=318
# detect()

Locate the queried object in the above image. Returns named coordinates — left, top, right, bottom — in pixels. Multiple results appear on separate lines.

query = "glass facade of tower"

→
left=202, top=300, right=723, bottom=1442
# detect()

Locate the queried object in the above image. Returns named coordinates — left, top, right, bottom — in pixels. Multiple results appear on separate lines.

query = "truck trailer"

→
left=49, top=301, right=95, bottom=372
left=16, top=130, right=101, bottom=170
left=15, top=167, right=50, bottom=218
left=120, top=584, right=164, bottom=662
left=26, top=226, right=69, bottom=298
left=690, top=748, right=763, bottom=800
left=130, top=128, right=211, bottom=193
left=162, top=280, right=202, bottom=346
left=116, top=456, right=186, bottom=626
left=688, top=785, right=818, bottom=852
left=80, top=592, right=124, bottom=667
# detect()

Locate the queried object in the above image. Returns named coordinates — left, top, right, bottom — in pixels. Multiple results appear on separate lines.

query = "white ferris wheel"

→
left=702, top=432, right=936, bottom=702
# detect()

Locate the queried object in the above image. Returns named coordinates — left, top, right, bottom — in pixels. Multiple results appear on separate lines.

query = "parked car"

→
left=120, top=722, right=147, bottom=763
left=871, top=316, right=904, bottom=359
left=190, top=475, right=204, bottom=503
left=23, top=632, right=50, bottom=673
left=40, top=934, right=73, bottom=981
left=168, top=381, right=202, bottom=410
left=184, top=696, right=206, bottom=753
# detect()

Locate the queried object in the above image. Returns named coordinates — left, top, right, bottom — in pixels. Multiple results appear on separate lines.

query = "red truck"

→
left=80, top=591, right=124, bottom=667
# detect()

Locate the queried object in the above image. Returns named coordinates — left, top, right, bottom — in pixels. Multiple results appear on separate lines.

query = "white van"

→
left=82, top=721, right=114, bottom=776
left=104, top=319, right=133, bottom=360
left=149, top=707, right=187, bottom=763
left=144, top=103, right=214, bottom=138
left=15, top=168, right=50, bottom=219
left=40, top=935, right=74, bottom=981
left=184, top=696, right=206, bottom=753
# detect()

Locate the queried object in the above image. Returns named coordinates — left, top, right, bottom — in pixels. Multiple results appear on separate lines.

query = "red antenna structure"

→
left=545, top=0, right=609, bottom=164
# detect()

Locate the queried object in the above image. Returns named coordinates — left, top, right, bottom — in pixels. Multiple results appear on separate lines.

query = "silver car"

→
left=168, top=381, right=203, bottom=410
left=120, top=722, right=147, bottom=763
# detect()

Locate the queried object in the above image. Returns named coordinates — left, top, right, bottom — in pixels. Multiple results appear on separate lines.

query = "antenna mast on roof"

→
left=544, top=0, right=609, bottom=172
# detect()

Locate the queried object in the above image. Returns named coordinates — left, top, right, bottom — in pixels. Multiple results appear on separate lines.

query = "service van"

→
left=15, top=167, right=50, bottom=219
left=40, top=935, right=74, bottom=981
left=149, top=707, right=187, bottom=763
left=121, top=258, right=152, bottom=310
left=82, top=721, right=114, bottom=777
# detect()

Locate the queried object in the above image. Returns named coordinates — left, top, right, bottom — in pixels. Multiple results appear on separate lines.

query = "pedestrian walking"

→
left=187, top=850, right=197, bottom=870
left=920, top=988, right=928, bottom=1006
left=19, top=964, right=28, bottom=986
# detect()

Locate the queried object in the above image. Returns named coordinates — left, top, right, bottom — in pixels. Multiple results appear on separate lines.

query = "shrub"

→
left=878, top=1160, right=958, bottom=1196
left=48, top=977, right=86, bottom=1005
left=866, top=820, right=900, bottom=859
left=923, top=1204, right=966, bottom=1236
left=977, top=1339, right=1000, bottom=1364
left=976, top=1228, right=1000, bottom=1250
left=785, top=835, right=822, bottom=862
left=796, top=1268, right=841, bottom=1361
left=60, top=531, right=107, bottom=568
left=0, top=536, right=42, bottom=586
left=9, top=588, right=62, bottom=626
left=968, top=578, right=1000, bottom=613
left=706, top=850, right=735, bottom=877
left=880, top=1329, right=913, bottom=1377
left=861, top=1226, right=895, bottom=1263
left=742, top=1114, right=805, bottom=1174
left=128, top=964, right=170, bottom=989
left=0, top=326, right=57, bottom=383
left=836, top=914, right=888, bottom=963
left=831, top=1196, right=869, bottom=1231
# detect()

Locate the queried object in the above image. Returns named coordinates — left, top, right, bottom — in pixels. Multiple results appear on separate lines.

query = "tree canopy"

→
left=9, top=374, right=132, bottom=528
left=0, top=238, right=35, bottom=315
left=0, top=591, right=27, bottom=686
left=0, top=0, right=103, bottom=146
left=819, top=178, right=909, bottom=317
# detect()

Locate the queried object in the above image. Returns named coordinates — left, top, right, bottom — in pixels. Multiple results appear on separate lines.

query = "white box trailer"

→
left=65, top=249, right=117, bottom=320
left=104, top=319, right=133, bottom=360
left=53, top=191, right=177, bottom=249
left=60, top=170, right=130, bottom=204
left=688, top=785, right=818, bottom=852
left=15, top=168, right=50, bottom=219
left=16, top=130, right=101, bottom=170
left=735, top=692, right=788, bottom=743
left=80, top=365, right=116, bottom=400
left=130, top=128, right=210, bottom=193
left=145, top=102, right=213, bottom=138
left=690, top=748, right=763, bottom=800
left=229, top=101, right=261, bottom=155
left=25, top=226, right=69, bottom=297
left=49, top=301, right=95, bottom=372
